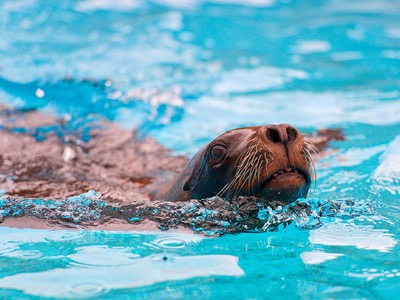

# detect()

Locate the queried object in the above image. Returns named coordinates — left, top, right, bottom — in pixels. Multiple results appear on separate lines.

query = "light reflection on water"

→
left=0, top=0, right=400, bottom=298
left=0, top=228, right=243, bottom=298
left=310, top=222, right=397, bottom=252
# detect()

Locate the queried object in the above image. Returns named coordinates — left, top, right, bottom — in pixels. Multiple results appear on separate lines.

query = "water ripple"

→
left=45, top=230, right=87, bottom=242
left=69, top=245, right=140, bottom=267
left=150, top=234, right=203, bottom=250
left=0, top=254, right=244, bottom=298
left=152, top=237, right=188, bottom=249
left=69, top=282, right=109, bottom=298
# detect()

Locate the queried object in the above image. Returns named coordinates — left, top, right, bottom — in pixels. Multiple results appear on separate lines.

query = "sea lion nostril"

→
left=287, top=127, right=297, bottom=142
left=266, top=128, right=281, bottom=143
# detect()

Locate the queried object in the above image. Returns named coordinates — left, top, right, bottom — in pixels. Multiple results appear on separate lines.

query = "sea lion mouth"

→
left=267, top=167, right=311, bottom=184
left=256, top=167, right=311, bottom=202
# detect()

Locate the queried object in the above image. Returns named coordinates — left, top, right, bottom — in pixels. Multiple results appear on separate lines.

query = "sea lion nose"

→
left=265, top=124, right=299, bottom=144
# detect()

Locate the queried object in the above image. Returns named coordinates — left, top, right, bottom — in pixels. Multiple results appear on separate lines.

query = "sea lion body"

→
left=157, top=124, right=315, bottom=203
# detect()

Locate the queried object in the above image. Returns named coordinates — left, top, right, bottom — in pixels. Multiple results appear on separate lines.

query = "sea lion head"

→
left=162, top=124, right=316, bottom=203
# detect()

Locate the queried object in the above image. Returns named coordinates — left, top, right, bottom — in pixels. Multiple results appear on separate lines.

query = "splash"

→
left=0, top=190, right=375, bottom=236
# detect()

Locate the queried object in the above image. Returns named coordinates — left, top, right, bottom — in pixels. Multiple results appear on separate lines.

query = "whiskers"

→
left=217, top=136, right=318, bottom=199
left=217, top=139, right=273, bottom=198
left=302, top=138, right=318, bottom=191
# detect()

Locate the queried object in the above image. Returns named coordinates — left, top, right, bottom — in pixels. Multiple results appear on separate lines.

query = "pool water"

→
left=1, top=0, right=400, bottom=298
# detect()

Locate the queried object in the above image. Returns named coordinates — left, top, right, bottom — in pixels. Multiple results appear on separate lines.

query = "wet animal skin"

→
left=157, top=124, right=316, bottom=203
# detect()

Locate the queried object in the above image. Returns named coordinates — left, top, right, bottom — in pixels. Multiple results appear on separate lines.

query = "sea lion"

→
left=157, top=124, right=316, bottom=203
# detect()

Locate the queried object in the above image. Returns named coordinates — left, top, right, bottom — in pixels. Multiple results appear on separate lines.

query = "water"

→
left=1, top=0, right=400, bottom=298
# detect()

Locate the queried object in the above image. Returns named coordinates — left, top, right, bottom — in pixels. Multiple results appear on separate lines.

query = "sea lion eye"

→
left=210, top=145, right=226, bottom=161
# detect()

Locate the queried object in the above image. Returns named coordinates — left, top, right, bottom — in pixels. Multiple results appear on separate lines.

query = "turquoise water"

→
left=1, top=0, right=400, bottom=298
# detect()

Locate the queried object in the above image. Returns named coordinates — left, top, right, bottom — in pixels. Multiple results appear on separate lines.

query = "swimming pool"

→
left=0, top=0, right=400, bottom=298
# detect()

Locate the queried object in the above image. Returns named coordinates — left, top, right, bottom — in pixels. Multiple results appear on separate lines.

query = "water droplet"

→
left=150, top=253, right=178, bottom=262
left=35, top=88, right=45, bottom=98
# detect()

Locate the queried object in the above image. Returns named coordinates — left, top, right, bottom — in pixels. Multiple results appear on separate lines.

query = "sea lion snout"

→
left=263, top=124, right=300, bottom=144
left=257, top=124, right=305, bottom=171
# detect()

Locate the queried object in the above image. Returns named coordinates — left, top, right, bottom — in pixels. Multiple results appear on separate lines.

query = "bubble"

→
left=35, top=88, right=45, bottom=98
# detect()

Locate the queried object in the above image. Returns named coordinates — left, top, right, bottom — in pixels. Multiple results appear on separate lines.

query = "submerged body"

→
left=157, top=124, right=316, bottom=203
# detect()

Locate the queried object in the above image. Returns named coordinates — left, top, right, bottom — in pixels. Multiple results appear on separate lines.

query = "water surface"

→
left=0, top=0, right=400, bottom=298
